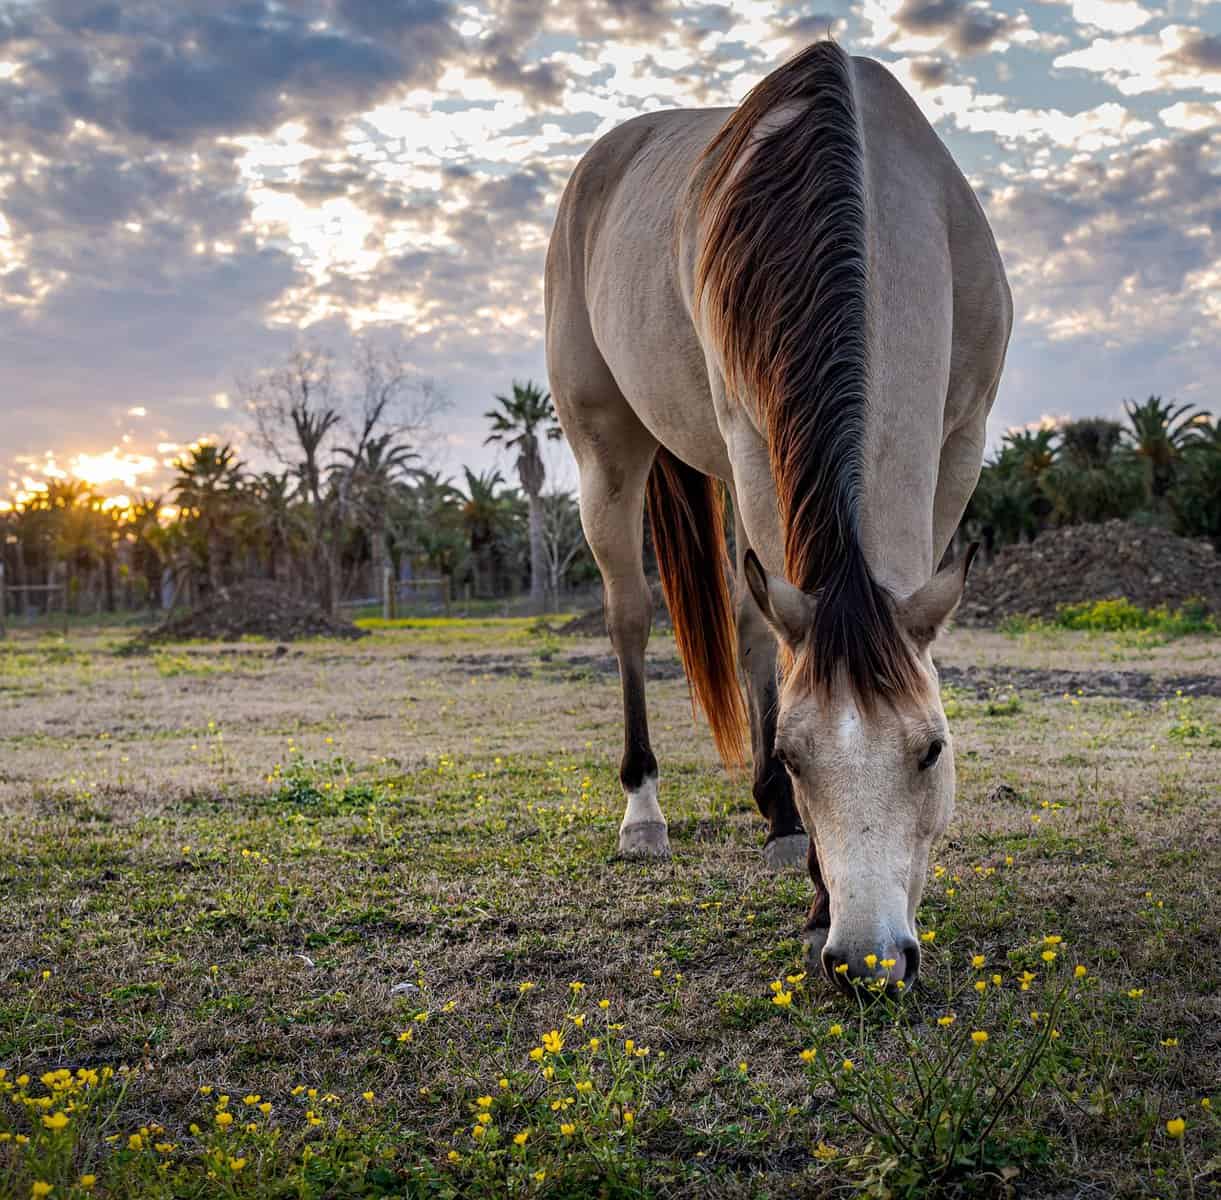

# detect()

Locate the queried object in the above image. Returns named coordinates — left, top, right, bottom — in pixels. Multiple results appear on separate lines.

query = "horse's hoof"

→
left=618, top=820, right=671, bottom=858
left=802, top=925, right=830, bottom=974
left=762, top=833, right=808, bottom=872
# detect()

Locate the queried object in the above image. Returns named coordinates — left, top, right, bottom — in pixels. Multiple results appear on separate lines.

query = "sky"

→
left=0, top=0, right=1218, bottom=506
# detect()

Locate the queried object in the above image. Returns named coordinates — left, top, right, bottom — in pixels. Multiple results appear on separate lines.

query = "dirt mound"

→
left=559, top=582, right=671, bottom=637
left=138, top=581, right=369, bottom=644
left=958, top=520, right=1219, bottom=625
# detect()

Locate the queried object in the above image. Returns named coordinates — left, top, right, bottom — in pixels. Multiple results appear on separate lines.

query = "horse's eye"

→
left=776, top=746, right=799, bottom=778
left=918, top=739, right=944, bottom=771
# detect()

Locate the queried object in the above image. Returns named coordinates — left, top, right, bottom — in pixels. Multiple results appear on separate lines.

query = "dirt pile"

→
left=560, top=582, right=671, bottom=637
left=958, top=520, right=1219, bottom=625
left=138, top=581, right=369, bottom=643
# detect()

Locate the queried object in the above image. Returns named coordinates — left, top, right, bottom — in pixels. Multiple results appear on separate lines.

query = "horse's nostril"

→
left=900, top=941, right=921, bottom=988
left=821, top=947, right=848, bottom=985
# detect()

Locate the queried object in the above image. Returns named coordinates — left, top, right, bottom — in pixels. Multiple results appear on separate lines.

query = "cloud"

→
left=861, top=0, right=1033, bottom=56
left=1055, top=25, right=1221, bottom=95
left=1057, top=0, right=1153, bottom=34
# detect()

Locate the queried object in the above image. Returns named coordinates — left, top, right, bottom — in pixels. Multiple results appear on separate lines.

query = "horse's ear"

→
left=743, top=549, right=813, bottom=646
left=897, top=542, right=979, bottom=649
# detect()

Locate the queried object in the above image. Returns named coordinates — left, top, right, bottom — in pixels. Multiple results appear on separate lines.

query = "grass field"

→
left=1, top=617, right=1218, bottom=1198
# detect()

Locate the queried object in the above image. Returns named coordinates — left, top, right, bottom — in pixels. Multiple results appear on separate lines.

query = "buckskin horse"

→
left=544, top=41, right=1011, bottom=990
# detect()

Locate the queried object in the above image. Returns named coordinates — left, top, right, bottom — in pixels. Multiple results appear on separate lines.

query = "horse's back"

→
left=546, top=108, right=733, bottom=476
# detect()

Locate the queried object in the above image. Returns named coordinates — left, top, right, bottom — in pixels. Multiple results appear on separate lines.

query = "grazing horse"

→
left=545, top=42, right=1011, bottom=989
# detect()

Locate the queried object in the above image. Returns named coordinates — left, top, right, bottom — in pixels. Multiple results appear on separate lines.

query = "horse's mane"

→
left=693, top=41, right=923, bottom=706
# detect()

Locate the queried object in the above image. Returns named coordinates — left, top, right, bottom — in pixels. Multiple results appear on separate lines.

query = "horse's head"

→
left=744, top=547, right=976, bottom=994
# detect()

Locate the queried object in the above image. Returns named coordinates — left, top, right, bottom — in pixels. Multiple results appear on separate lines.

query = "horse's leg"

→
left=569, top=422, right=667, bottom=857
left=732, top=504, right=807, bottom=871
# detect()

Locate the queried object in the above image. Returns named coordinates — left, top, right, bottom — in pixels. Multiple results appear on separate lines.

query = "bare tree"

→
left=539, top=489, right=589, bottom=610
left=240, top=340, right=446, bottom=612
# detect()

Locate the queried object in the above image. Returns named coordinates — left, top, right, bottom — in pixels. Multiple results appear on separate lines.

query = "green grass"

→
left=1001, top=597, right=1218, bottom=640
left=0, top=623, right=1218, bottom=1197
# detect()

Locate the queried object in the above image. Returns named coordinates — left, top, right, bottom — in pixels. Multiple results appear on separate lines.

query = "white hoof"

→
left=762, top=833, right=808, bottom=872
left=618, top=820, right=671, bottom=858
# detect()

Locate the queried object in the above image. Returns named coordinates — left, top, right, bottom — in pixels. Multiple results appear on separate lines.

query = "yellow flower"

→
left=971, top=955, right=985, bottom=969
left=199, top=1085, right=213, bottom=1095
left=1041, top=950, right=1056, bottom=963
left=129, top=1133, right=145, bottom=1150
left=569, top=981, right=585, bottom=993
left=738, top=1061, right=748, bottom=1074
left=800, top=1049, right=816, bottom=1063
left=920, top=930, right=936, bottom=943
left=1128, top=988, right=1144, bottom=999
left=571, top=1014, right=585, bottom=1028
left=864, top=954, right=878, bottom=970
left=529, top=1047, right=544, bottom=1062
left=542, top=1066, right=555, bottom=1080
left=499, top=1078, right=510, bottom=1090
left=228, top=1157, right=247, bottom=1172
left=841, top=1060, right=854, bottom=1073
left=974, top=980, right=987, bottom=994
left=880, top=958, right=896, bottom=972
left=652, top=969, right=662, bottom=978
left=476, top=1095, right=493, bottom=1109
left=476, top=1110, right=492, bottom=1126
left=813, top=1142, right=837, bottom=1161
left=542, top=1030, right=564, bottom=1054
left=1074, top=965, right=1087, bottom=978
left=772, top=990, right=793, bottom=1007
left=32, top=1185, right=53, bottom=1199
left=970, top=1030, right=988, bottom=1045
left=1201, top=1099, right=1212, bottom=1111
left=1165, top=1118, right=1185, bottom=1139
left=79, top=1177, right=97, bottom=1191
left=363, top=1091, right=375, bottom=1104
left=258, top=1102, right=272, bottom=1115
left=518, top=981, right=535, bottom=993
left=514, top=1130, right=529, bottom=1146
left=214, top=1112, right=233, bottom=1128
left=533, top=1170, right=546, bottom=1183
left=834, top=963, right=849, bottom=976
left=1161, top=1038, right=1179, bottom=1047
left=598, top=999, right=610, bottom=1009
left=1043, top=934, right=1062, bottom=946
left=471, top=1125, right=485, bottom=1140
left=624, top=1039, right=635, bottom=1054
left=623, top=1111, right=634, bottom=1126
left=560, top=1122, right=576, bottom=1136
left=938, top=1014, right=956, bottom=1027
left=243, top=1094, right=260, bottom=1106
left=991, top=974, right=1002, bottom=987
left=829, top=1024, right=843, bottom=1037
left=42, top=1112, right=69, bottom=1131
left=588, top=1038, right=600, bottom=1052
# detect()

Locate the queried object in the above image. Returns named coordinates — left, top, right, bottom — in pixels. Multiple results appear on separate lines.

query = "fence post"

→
left=442, top=575, right=451, bottom=618
left=382, top=566, right=394, bottom=620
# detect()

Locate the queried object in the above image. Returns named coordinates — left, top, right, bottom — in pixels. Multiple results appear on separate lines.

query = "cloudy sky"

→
left=1, top=0, right=1218, bottom=504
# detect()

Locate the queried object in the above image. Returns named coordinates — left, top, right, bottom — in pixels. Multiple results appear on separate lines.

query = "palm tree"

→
left=459, top=467, right=510, bottom=597
left=1123, top=395, right=1209, bottom=503
left=171, top=443, right=244, bottom=595
left=1169, top=417, right=1221, bottom=545
left=485, top=380, right=562, bottom=613
left=395, top=469, right=466, bottom=582
left=336, top=433, right=417, bottom=594
left=242, top=472, right=302, bottom=585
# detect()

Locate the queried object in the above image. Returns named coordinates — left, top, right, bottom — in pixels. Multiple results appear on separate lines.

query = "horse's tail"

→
left=645, top=446, right=747, bottom=768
